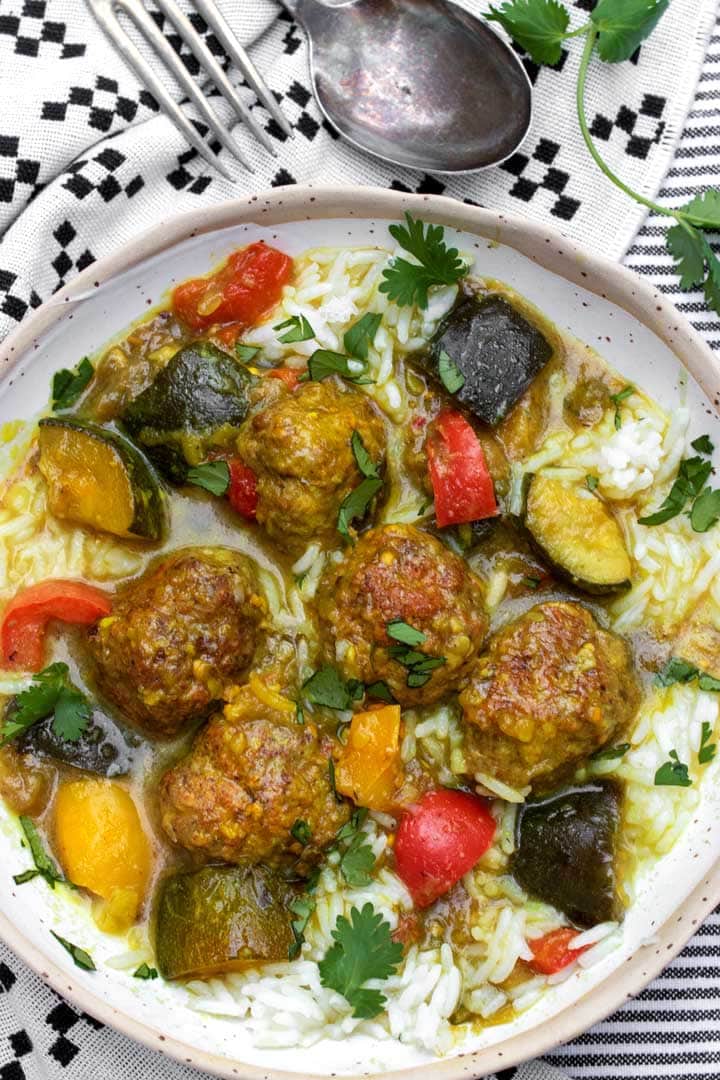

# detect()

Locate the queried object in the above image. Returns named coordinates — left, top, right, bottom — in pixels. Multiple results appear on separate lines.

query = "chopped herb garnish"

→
left=288, top=894, right=316, bottom=959
left=386, top=619, right=426, bottom=647
left=303, top=666, right=356, bottom=711
left=379, top=213, right=466, bottom=309
left=610, top=384, right=634, bottom=429
left=691, top=434, right=714, bottom=455
left=638, top=456, right=713, bottom=527
left=318, top=903, right=404, bottom=1018
left=339, top=832, right=376, bottom=887
left=291, top=819, right=312, bottom=846
left=654, top=656, right=699, bottom=688
left=13, top=816, right=66, bottom=889
left=274, top=314, right=315, bottom=344
left=295, top=699, right=305, bottom=725
left=522, top=575, right=542, bottom=590
left=51, top=932, right=96, bottom=972
left=437, top=350, right=465, bottom=395
left=328, top=757, right=340, bottom=801
left=306, top=349, right=372, bottom=384
left=351, top=430, right=379, bottom=480
left=698, top=721, right=717, bottom=766
left=364, top=680, right=396, bottom=704
left=344, top=313, right=382, bottom=361
left=51, top=357, right=94, bottom=411
left=654, top=749, right=692, bottom=788
left=337, top=475, right=383, bottom=540
left=386, top=619, right=445, bottom=688
left=698, top=673, right=720, bottom=692
left=133, top=963, right=158, bottom=980
left=52, top=686, right=92, bottom=742
left=1, top=663, right=90, bottom=746
left=186, top=460, right=230, bottom=497
left=690, top=486, right=720, bottom=533
left=586, top=475, right=599, bottom=492
left=590, top=742, right=630, bottom=763
left=236, top=343, right=260, bottom=362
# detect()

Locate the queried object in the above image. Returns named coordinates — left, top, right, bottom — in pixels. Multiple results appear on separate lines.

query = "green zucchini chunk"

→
left=16, top=705, right=134, bottom=778
left=512, top=781, right=623, bottom=928
left=422, top=294, right=553, bottom=425
left=155, top=865, right=294, bottom=980
left=38, top=417, right=166, bottom=542
left=525, top=474, right=631, bottom=594
left=121, top=342, right=252, bottom=483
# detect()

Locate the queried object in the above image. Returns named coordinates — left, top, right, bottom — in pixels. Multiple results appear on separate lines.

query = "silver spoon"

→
left=280, top=0, right=532, bottom=174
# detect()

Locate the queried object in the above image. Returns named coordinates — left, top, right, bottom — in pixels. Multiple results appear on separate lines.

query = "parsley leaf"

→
left=339, top=833, right=376, bottom=887
left=666, top=224, right=706, bottom=291
left=51, top=932, right=96, bottom=972
left=186, top=460, right=230, bottom=497
left=303, top=666, right=356, bottom=710
left=698, top=721, right=717, bottom=766
left=319, top=904, right=403, bottom=1018
left=591, top=0, right=669, bottom=64
left=351, top=431, right=379, bottom=479
left=337, top=476, right=383, bottom=540
left=236, top=343, right=260, bottom=362
left=379, top=214, right=465, bottom=309
left=586, top=475, right=599, bottom=492
left=344, top=313, right=382, bottom=361
left=133, top=963, right=158, bottom=980
left=690, top=487, right=720, bottom=533
left=487, top=0, right=570, bottom=66
left=437, top=350, right=465, bottom=395
left=289, top=895, right=316, bottom=959
left=2, top=663, right=90, bottom=747
left=691, top=434, right=714, bottom=456
left=590, top=742, right=630, bottom=762
left=386, top=619, right=426, bottom=647
left=51, top=357, right=94, bottom=411
left=306, top=349, right=372, bottom=384
left=13, top=816, right=66, bottom=889
left=291, top=819, right=312, bottom=846
left=654, top=749, right=692, bottom=788
left=638, top=456, right=713, bottom=527
left=654, top=657, right=699, bottom=688
left=274, top=315, right=315, bottom=344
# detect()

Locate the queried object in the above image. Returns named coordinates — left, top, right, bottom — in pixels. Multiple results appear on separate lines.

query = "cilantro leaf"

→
left=236, top=343, right=260, bottom=362
left=364, top=680, right=396, bottom=704
left=318, top=903, right=403, bottom=1019
left=690, top=487, right=720, bottom=533
left=186, top=460, right=230, bottom=497
left=609, top=384, right=634, bottom=430
left=680, top=189, right=720, bottom=230
left=379, top=214, right=465, bottom=309
left=654, top=749, right=692, bottom=788
left=698, top=673, right=720, bottom=692
left=522, top=575, right=542, bottom=590
left=698, top=721, right=717, bottom=766
left=51, top=932, right=96, bottom=971
left=437, top=350, right=465, bottom=395
left=591, top=0, right=669, bottom=64
left=133, top=963, right=158, bottom=979
left=351, top=431, right=379, bottom=479
left=638, top=456, right=713, bottom=527
left=386, top=619, right=445, bottom=688
left=291, top=819, right=312, bottom=846
left=51, top=686, right=91, bottom=743
left=289, top=894, right=316, bottom=960
left=487, top=0, right=570, bottom=66
left=303, top=666, right=356, bottom=710
left=337, top=475, right=383, bottom=540
left=654, top=657, right=699, bottom=688
left=590, top=742, right=630, bottom=762
left=386, top=619, right=426, bottom=647
left=51, top=357, right=94, bottom=411
left=306, top=349, right=372, bottom=384
left=339, top=833, right=376, bottom=887
left=274, top=314, right=315, bottom=344
left=2, top=663, right=89, bottom=747
left=586, top=475, right=599, bottom=491
left=344, top=313, right=382, bottom=361
left=702, top=236, right=720, bottom=317
left=666, top=224, right=706, bottom=291
left=13, top=816, right=66, bottom=889
left=692, top=434, right=714, bottom=456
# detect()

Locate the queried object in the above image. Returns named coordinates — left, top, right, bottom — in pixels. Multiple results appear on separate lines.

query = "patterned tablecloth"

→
left=0, top=1, right=718, bottom=1077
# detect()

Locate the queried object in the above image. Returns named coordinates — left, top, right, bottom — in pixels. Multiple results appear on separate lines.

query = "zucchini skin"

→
left=121, top=342, right=252, bottom=483
left=421, top=294, right=553, bottom=425
left=512, top=781, right=624, bottom=928
left=38, top=416, right=166, bottom=542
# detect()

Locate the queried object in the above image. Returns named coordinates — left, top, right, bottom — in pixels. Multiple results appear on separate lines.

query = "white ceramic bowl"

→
left=0, top=187, right=719, bottom=1080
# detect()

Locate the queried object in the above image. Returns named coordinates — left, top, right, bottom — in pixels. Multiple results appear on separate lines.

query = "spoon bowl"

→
left=283, top=0, right=533, bottom=173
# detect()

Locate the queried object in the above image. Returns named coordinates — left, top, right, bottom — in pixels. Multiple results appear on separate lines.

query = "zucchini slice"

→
left=422, top=294, right=554, bottom=426
left=525, top=474, right=631, bottom=594
left=155, top=865, right=293, bottom=980
left=512, top=781, right=623, bottom=928
left=121, top=342, right=252, bottom=483
left=38, top=417, right=166, bottom=542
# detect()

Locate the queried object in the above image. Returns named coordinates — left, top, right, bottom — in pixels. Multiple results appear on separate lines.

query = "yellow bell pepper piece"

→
left=335, top=705, right=403, bottom=812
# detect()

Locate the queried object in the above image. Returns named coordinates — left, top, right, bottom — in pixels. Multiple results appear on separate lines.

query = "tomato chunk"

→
left=528, top=928, right=588, bottom=975
left=172, top=242, right=293, bottom=332
left=267, top=367, right=302, bottom=390
left=1, top=580, right=112, bottom=672
left=426, top=410, right=498, bottom=527
left=394, top=789, right=496, bottom=908
left=228, top=459, right=258, bottom=521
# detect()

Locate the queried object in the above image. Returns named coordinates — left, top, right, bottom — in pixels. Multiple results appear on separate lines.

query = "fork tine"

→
left=154, top=0, right=277, bottom=155
left=193, top=0, right=294, bottom=138
left=114, top=0, right=253, bottom=172
left=86, top=0, right=236, bottom=178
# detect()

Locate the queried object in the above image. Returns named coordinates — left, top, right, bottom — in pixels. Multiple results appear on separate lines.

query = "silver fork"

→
left=85, top=0, right=294, bottom=179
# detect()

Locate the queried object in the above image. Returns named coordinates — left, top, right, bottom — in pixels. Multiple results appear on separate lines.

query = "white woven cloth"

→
left=0, top=1, right=718, bottom=1079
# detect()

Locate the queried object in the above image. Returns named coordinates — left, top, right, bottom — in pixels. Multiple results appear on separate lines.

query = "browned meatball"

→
left=87, top=547, right=267, bottom=737
left=159, top=681, right=349, bottom=868
left=460, top=601, right=639, bottom=792
left=317, top=524, right=488, bottom=706
left=235, top=380, right=385, bottom=554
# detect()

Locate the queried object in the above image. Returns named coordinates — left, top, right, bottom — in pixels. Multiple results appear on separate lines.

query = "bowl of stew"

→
left=0, top=187, right=718, bottom=1080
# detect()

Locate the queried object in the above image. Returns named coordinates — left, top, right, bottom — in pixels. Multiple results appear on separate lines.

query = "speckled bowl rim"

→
left=0, top=186, right=718, bottom=1080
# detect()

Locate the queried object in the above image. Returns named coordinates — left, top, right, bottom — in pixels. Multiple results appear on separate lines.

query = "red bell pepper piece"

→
left=528, top=928, right=589, bottom=975
left=1, top=580, right=113, bottom=672
left=172, top=242, right=293, bottom=332
left=267, top=367, right=302, bottom=390
left=426, top=410, right=498, bottom=528
left=228, top=459, right=258, bottom=521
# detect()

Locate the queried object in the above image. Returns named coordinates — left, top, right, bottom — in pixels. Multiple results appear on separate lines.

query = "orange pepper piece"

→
left=335, top=705, right=403, bottom=812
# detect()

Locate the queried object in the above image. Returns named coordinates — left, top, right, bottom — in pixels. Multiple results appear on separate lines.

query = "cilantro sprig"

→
left=487, top=1, right=720, bottom=319
left=186, top=460, right=230, bottom=497
left=51, top=357, right=94, bottom=411
left=379, top=213, right=466, bottom=309
left=638, top=455, right=713, bottom=529
left=2, top=663, right=91, bottom=746
left=319, top=903, right=403, bottom=1018
left=655, top=656, right=720, bottom=696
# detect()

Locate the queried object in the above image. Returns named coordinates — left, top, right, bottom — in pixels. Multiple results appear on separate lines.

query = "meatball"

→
left=235, top=380, right=385, bottom=554
left=317, top=524, right=488, bottom=706
left=159, top=681, right=349, bottom=868
left=460, top=601, right=639, bottom=792
left=87, top=547, right=267, bottom=737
